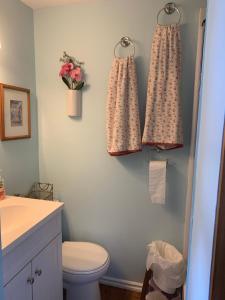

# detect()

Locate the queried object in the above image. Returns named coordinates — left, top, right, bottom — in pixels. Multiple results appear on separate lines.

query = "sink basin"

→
left=0, top=196, right=63, bottom=253
left=1, top=205, right=35, bottom=235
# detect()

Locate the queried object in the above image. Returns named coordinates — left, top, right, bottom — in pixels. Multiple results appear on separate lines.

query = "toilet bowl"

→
left=62, top=241, right=110, bottom=300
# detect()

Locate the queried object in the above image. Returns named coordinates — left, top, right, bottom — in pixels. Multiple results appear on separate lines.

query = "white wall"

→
left=186, top=0, right=225, bottom=299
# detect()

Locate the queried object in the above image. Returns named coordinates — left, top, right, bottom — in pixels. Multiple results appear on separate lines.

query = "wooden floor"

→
left=100, top=284, right=141, bottom=300
left=63, top=285, right=141, bottom=300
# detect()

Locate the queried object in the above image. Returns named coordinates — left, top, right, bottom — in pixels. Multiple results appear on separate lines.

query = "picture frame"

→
left=0, top=84, right=31, bottom=141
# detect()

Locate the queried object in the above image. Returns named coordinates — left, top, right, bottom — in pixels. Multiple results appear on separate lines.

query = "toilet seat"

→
left=62, top=242, right=110, bottom=275
left=62, top=241, right=110, bottom=299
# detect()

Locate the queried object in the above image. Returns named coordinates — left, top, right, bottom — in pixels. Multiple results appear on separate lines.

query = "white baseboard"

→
left=100, top=276, right=143, bottom=293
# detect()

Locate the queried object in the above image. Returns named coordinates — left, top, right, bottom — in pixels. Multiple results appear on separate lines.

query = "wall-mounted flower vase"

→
left=59, top=51, right=85, bottom=117
left=67, top=89, right=82, bottom=117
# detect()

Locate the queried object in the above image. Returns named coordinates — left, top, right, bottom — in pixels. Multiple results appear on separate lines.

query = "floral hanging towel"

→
left=106, top=56, right=142, bottom=156
left=142, top=25, right=183, bottom=150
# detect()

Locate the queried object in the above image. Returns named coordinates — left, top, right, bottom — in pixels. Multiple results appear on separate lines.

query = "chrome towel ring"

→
left=157, top=2, right=181, bottom=25
left=114, top=36, right=135, bottom=58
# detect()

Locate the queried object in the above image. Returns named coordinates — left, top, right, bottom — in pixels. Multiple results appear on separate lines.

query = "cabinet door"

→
left=4, top=263, right=32, bottom=300
left=32, top=235, right=63, bottom=300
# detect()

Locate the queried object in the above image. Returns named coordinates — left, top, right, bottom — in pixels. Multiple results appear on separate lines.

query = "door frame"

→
left=210, top=123, right=225, bottom=300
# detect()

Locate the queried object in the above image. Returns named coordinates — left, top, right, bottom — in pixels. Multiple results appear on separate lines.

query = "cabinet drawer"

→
left=3, top=213, right=61, bottom=286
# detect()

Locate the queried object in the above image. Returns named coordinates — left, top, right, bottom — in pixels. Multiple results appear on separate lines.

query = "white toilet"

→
left=62, top=241, right=110, bottom=300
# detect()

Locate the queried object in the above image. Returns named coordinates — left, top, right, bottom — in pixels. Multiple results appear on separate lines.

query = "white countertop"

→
left=0, top=196, right=64, bottom=254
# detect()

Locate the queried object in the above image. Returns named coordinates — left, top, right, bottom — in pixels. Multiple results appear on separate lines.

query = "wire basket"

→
left=27, top=182, right=53, bottom=200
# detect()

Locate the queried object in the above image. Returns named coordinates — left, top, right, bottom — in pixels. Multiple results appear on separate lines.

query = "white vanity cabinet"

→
left=4, top=235, right=62, bottom=300
left=32, top=235, right=62, bottom=300
left=1, top=197, right=64, bottom=300
left=4, top=264, right=32, bottom=300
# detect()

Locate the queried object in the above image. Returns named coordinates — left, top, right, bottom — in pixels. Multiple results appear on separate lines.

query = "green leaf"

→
left=62, top=77, right=71, bottom=89
left=75, top=82, right=84, bottom=90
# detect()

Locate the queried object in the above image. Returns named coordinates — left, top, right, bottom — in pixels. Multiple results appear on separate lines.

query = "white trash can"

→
left=146, top=241, right=186, bottom=294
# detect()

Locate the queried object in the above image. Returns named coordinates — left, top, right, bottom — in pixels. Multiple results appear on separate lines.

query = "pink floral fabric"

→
left=106, top=56, right=141, bottom=156
left=142, top=25, right=183, bottom=150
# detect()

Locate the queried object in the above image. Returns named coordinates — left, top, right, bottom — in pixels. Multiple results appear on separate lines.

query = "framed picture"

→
left=0, top=84, right=31, bottom=141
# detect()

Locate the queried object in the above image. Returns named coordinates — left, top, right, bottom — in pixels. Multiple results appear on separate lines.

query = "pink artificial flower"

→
left=59, top=63, right=74, bottom=77
left=70, top=67, right=82, bottom=82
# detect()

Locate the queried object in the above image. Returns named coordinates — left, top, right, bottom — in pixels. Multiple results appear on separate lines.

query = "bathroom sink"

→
left=1, top=196, right=64, bottom=291
left=0, top=196, right=63, bottom=254
left=1, top=205, right=35, bottom=239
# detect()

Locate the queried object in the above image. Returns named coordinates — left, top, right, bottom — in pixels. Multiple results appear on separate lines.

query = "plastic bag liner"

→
left=146, top=241, right=186, bottom=294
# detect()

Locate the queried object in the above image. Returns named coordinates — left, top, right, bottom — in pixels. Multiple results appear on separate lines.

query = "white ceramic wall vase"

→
left=67, top=90, right=82, bottom=117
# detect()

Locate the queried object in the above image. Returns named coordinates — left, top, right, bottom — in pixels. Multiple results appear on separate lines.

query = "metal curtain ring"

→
left=114, top=36, right=135, bottom=58
left=157, top=3, right=181, bottom=25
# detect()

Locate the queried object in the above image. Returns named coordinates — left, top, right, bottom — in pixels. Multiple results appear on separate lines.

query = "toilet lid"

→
left=62, top=242, right=109, bottom=274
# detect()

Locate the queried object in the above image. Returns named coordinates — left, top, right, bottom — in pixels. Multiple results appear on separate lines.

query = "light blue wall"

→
left=186, top=0, right=225, bottom=299
left=0, top=0, right=38, bottom=298
left=0, top=0, right=39, bottom=195
left=34, top=0, right=205, bottom=282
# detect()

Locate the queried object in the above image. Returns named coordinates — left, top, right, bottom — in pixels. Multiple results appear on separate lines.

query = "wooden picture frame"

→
left=0, top=84, right=31, bottom=141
